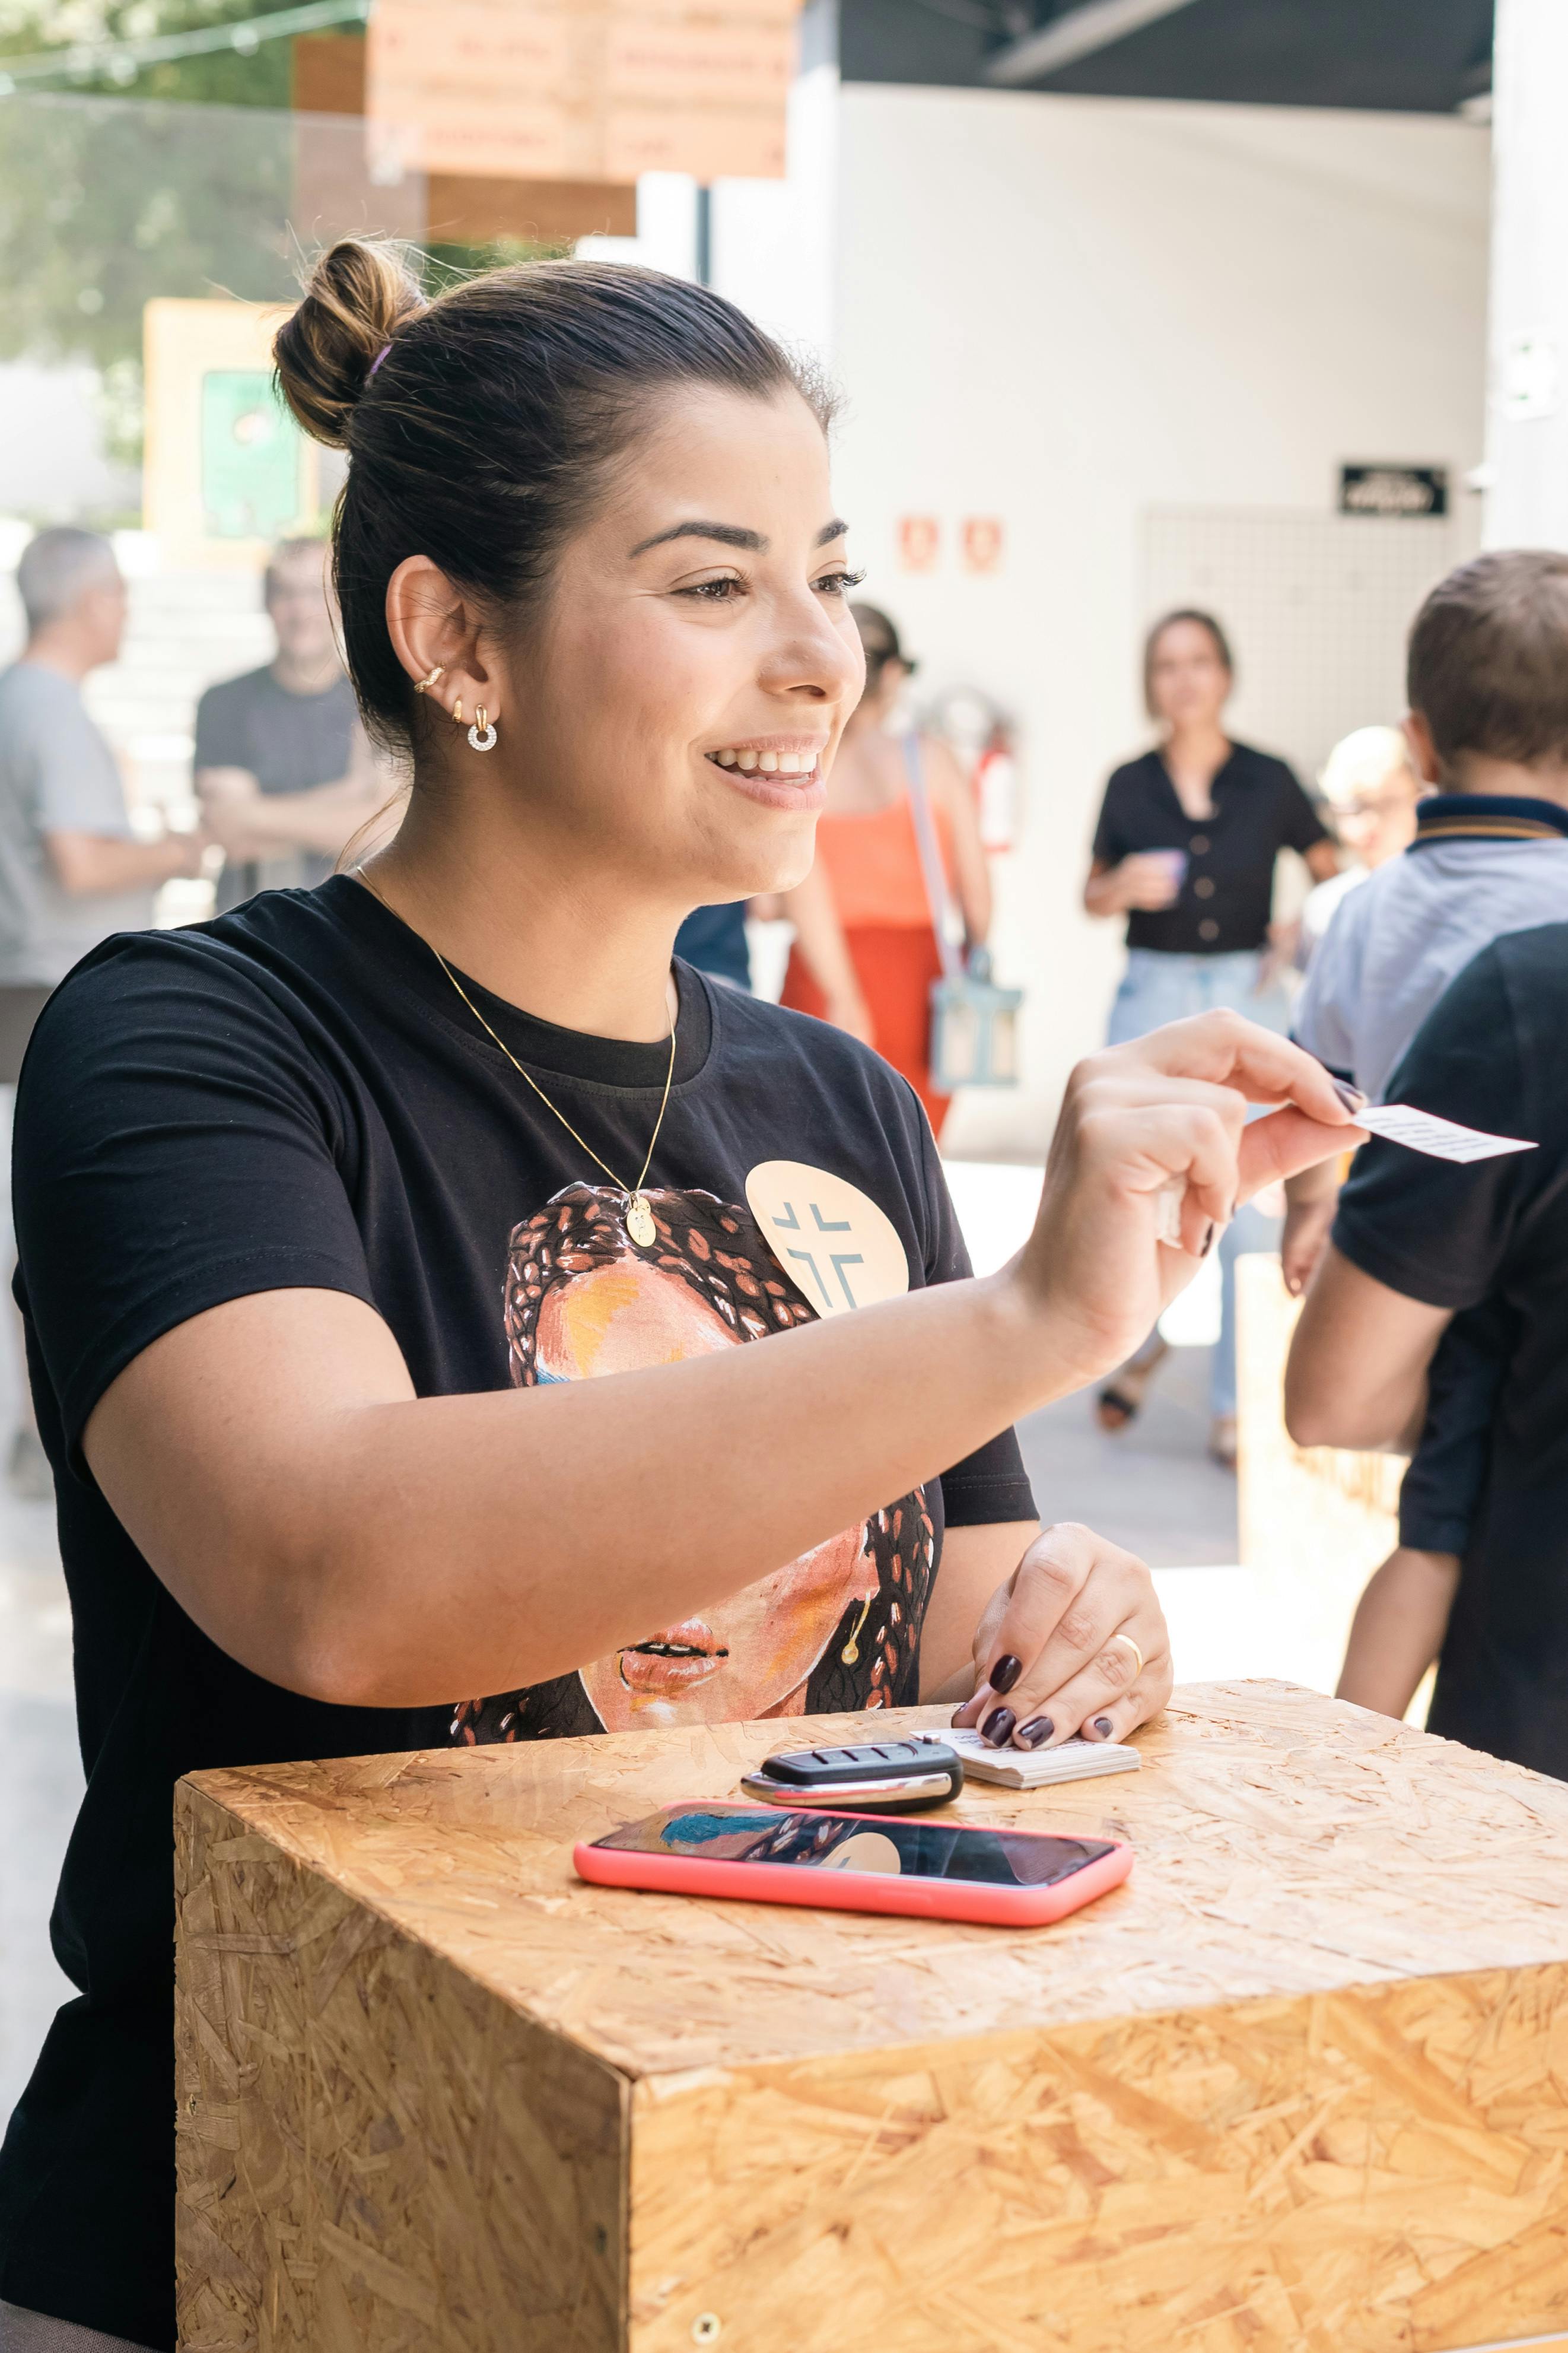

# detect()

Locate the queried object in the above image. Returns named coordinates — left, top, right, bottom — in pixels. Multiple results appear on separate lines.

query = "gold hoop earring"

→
left=413, top=665, right=445, bottom=694
left=839, top=1592, right=873, bottom=1666
left=453, top=699, right=463, bottom=726
left=468, top=704, right=497, bottom=752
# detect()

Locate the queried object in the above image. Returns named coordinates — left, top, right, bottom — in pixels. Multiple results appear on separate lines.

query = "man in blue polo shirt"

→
left=1283, top=550, right=1568, bottom=1725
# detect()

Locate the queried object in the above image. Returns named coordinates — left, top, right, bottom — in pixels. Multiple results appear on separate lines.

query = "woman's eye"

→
left=677, top=576, right=743, bottom=602
left=815, top=567, right=867, bottom=598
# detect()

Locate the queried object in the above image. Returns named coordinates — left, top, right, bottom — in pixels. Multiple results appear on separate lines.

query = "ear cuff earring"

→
left=413, top=665, right=446, bottom=694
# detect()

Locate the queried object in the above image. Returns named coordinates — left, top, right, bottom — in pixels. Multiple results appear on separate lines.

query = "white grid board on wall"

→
left=1141, top=509, right=1460, bottom=785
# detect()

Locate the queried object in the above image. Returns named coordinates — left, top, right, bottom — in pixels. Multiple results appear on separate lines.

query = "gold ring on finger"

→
left=1109, top=1631, right=1145, bottom=1681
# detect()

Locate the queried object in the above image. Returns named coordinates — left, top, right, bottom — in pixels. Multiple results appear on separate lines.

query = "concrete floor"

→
left=1016, top=1337, right=1235, bottom=1568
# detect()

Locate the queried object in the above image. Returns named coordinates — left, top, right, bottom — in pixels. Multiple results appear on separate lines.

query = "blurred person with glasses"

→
left=0, top=529, right=206, bottom=1497
left=194, top=537, right=389, bottom=907
left=1297, top=724, right=1424, bottom=970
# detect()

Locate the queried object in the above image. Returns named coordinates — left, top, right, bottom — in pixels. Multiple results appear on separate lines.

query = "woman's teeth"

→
left=711, top=748, right=816, bottom=776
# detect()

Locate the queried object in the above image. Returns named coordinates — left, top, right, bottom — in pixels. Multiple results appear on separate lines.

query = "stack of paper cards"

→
left=937, top=1727, right=1141, bottom=1789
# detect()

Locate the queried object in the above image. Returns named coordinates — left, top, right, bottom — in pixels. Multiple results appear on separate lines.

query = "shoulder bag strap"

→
left=901, top=732, right=962, bottom=980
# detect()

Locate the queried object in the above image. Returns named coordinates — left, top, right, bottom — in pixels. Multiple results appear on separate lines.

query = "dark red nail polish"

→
left=1331, top=1078, right=1367, bottom=1113
left=1017, top=1715, right=1054, bottom=1747
left=1200, top=1222, right=1216, bottom=1257
left=989, top=1653, right=1022, bottom=1694
left=981, top=1707, right=1016, bottom=1747
left=1091, top=1716, right=1114, bottom=1739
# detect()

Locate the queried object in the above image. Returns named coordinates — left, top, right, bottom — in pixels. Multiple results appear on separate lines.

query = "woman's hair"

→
left=273, top=239, right=834, bottom=754
left=1407, top=550, right=1568, bottom=771
left=447, top=1182, right=933, bottom=1742
left=852, top=600, right=917, bottom=690
left=1142, top=607, right=1234, bottom=716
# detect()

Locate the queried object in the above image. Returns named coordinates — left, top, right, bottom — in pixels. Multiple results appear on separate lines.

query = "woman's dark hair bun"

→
left=273, top=238, right=426, bottom=449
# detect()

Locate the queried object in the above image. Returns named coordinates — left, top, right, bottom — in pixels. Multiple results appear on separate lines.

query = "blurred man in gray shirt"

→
left=0, top=528, right=204, bottom=1491
left=195, top=536, right=387, bottom=909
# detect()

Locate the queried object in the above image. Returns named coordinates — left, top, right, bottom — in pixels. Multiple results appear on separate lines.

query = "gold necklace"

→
left=358, top=866, right=676, bottom=1248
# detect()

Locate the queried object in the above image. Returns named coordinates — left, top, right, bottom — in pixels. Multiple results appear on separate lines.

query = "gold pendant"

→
left=627, top=1192, right=656, bottom=1247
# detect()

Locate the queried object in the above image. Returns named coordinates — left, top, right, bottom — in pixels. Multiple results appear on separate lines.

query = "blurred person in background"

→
left=1297, top=723, right=1424, bottom=969
left=1284, top=553, right=1568, bottom=1736
left=1084, top=609, right=1338, bottom=1465
left=194, top=536, right=387, bottom=907
left=780, top=603, right=991, bottom=1132
left=674, top=898, right=752, bottom=988
left=0, top=528, right=206, bottom=1497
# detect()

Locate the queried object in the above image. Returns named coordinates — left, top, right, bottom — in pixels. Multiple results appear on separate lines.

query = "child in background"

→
left=1295, top=724, right=1424, bottom=974
left=1287, top=552, right=1568, bottom=1717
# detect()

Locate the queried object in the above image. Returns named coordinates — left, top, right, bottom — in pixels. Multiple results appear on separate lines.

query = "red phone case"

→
left=573, top=1810, right=1133, bottom=1926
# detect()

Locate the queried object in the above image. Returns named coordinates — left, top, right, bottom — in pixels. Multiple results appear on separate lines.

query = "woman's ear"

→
left=385, top=554, right=500, bottom=726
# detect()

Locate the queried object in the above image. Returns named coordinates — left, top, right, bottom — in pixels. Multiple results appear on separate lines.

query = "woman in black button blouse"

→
left=1084, top=611, right=1338, bottom=1462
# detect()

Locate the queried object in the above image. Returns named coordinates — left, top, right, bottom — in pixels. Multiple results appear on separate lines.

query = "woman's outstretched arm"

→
left=83, top=1014, right=1362, bottom=1712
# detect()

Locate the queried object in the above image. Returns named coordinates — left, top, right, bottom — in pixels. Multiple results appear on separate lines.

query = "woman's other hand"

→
left=1008, top=1010, right=1366, bottom=1390
left=950, top=1521, right=1172, bottom=1748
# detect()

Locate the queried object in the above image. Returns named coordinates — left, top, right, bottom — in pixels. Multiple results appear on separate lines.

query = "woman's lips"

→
left=618, top=1618, right=729, bottom=1693
left=706, top=755, right=826, bottom=814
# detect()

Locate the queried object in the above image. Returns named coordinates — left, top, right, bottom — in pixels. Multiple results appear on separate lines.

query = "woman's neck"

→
left=1163, top=719, right=1230, bottom=776
left=361, top=790, right=679, bottom=1043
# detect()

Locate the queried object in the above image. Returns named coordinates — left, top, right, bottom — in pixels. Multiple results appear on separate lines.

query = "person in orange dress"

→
left=780, top=604, right=991, bottom=1132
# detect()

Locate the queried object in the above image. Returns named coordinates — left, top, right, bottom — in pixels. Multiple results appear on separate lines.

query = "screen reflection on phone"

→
left=590, top=1805, right=1114, bottom=1888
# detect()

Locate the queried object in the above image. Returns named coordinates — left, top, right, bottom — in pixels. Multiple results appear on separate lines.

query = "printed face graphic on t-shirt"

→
left=448, top=1182, right=932, bottom=1740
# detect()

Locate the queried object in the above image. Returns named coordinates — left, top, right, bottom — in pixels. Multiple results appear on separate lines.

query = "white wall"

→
left=829, top=89, right=1490, bottom=1150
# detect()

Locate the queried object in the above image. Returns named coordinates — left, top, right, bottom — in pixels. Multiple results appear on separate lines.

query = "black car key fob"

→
left=739, top=1738, right=963, bottom=1812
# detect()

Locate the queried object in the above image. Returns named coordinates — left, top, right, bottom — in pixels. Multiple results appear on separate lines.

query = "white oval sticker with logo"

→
left=745, top=1160, right=911, bottom=1320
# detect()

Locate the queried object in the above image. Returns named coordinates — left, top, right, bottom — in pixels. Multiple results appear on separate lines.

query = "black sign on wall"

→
left=1338, top=464, right=1449, bottom=519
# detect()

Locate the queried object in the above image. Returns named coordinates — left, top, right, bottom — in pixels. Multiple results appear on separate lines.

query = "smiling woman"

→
left=0, top=239, right=1365, bottom=2352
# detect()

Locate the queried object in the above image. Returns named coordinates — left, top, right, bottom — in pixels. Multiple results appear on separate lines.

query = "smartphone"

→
left=739, top=1738, right=963, bottom=1812
left=574, top=1801, right=1133, bottom=1926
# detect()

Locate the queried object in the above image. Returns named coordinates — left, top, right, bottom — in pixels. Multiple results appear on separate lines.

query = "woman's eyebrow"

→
left=628, top=517, right=850, bottom=557
left=630, top=520, right=765, bottom=556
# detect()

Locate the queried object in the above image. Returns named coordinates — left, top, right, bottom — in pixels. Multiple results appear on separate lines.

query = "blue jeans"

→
left=1106, top=949, right=1286, bottom=1421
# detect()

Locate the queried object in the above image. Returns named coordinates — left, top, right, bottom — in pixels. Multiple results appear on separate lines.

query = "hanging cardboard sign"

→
left=367, top=0, right=799, bottom=187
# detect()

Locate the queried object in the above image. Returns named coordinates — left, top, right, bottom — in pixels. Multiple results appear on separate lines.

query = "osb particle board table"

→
left=174, top=1682, right=1568, bottom=2353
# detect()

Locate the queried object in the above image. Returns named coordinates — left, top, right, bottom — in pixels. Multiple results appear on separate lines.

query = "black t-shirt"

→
left=1332, top=922, right=1568, bottom=1781
left=0, top=876, right=1033, bottom=2346
left=193, top=665, right=358, bottom=912
left=1091, top=743, right=1327, bottom=955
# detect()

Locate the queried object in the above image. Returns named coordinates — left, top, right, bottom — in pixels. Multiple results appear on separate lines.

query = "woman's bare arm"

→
left=83, top=1015, right=1363, bottom=1714
left=1284, top=1243, right=1451, bottom=1451
left=86, top=1277, right=1059, bottom=1709
left=780, top=859, right=874, bottom=1044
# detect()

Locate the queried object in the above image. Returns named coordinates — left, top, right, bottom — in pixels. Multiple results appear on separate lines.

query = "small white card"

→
left=1152, top=1105, right=1537, bottom=1247
left=934, top=1728, right=1141, bottom=1789
left=1356, top=1104, right=1537, bottom=1164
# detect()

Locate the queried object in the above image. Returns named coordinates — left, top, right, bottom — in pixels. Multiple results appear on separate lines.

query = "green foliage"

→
left=0, top=90, right=304, bottom=378
left=0, top=1, right=313, bottom=108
